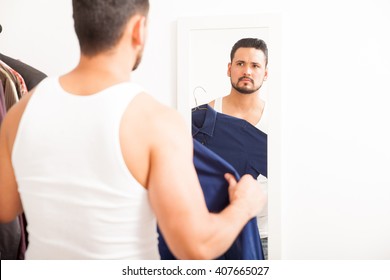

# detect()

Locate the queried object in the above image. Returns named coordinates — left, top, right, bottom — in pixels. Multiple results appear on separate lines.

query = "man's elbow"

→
left=0, top=205, right=21, bottom=223
left=0, top=213, right=19, bottom=223
left=171, top=241, right=218, bottom=260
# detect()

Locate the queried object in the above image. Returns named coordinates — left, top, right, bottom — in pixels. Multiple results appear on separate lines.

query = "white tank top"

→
left=12, top=77, right=159, bottom=259
left=213, top=96, right=268, bottom=134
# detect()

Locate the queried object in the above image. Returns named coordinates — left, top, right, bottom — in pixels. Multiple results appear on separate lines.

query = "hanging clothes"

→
left=0, top=66, right=19, bottom=111
left=0, top=63, right=22, bottom=260
left=0, top=53, right=47, bottom=92
left=0, top=220, right=22, bottom=260
left=0, top=79, right=6, bottom=123
left=0, top=54, right=46, bottom=260
left=192, top=104, right=267, bottom=179
left=157, top=139, right=264, bottom=260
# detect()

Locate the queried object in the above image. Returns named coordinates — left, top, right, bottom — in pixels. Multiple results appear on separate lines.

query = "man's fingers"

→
left=224, top=173, right=237, bottom=187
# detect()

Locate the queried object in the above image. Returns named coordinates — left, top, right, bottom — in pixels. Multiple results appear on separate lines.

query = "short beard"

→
left=231, top=78, right=261, bottom=94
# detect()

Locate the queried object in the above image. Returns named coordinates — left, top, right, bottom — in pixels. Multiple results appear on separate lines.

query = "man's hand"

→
left=225, top=173, right=267, bottom=219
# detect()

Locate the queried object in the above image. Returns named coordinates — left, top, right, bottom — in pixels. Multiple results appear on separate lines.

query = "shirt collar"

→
left=192, top=104, right=217, bottom=137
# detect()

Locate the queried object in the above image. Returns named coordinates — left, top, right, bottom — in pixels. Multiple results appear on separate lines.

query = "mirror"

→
left=177, top=14, right=282, bottom=259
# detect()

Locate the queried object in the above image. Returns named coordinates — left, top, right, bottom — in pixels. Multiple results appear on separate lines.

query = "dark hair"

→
left=72, top=0, right=149, bottom=56
left=230, top=38, right=268, bottom=66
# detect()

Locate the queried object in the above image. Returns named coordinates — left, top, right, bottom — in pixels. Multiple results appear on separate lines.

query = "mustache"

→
left=238, top=76, right=254, bottom=84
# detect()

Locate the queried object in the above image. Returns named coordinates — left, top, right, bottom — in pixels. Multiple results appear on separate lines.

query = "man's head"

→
left=72, top=0, right=149, bottom=70
left=230, top=38, right=268, bottom=66
left=228, top=38, right=268, bottom=94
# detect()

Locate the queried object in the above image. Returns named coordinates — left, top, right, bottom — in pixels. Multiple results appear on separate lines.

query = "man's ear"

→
left=227, top=62, right=232, bottom=77
left=131, top=15, right=147, bottom=47
left=264, top=67, right=269, bottom=81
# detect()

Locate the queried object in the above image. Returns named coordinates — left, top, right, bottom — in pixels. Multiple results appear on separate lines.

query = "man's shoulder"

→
left=208, top=96, right=225, bottom=110
left=123, top=92, right=192, bottom=159
left=208, top=99, right=216, bottom=108
left=127, top=92, right=188, bottom=136
left=134, top=93, right=182, bottom=120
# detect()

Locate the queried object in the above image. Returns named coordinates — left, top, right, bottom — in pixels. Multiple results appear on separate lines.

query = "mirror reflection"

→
left=191, top=37, right=269, bottom=259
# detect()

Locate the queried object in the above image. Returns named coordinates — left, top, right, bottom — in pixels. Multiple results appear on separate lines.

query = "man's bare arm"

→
left=144, top=99, right=265, bottom=259
left=0, top=92, right=33, bottom=222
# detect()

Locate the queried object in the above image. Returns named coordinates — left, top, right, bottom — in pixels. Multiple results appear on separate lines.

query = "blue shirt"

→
left=192, top=104, right=267, bottom=179
left=157, top=140, right=264, bottom=260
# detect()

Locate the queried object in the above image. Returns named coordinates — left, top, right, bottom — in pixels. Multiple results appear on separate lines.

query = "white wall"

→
left=187, top=25, right=270, bottom=108
left=1, top=0, right=390, bottom=259
left=0, top=1, right=79, bottom=76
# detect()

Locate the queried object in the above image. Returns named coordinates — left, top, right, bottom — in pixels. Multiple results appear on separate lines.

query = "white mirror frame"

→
left=177, top=14, right=282, bottom=259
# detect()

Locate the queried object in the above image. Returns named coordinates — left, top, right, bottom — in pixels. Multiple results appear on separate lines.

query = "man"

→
left=0, top=1, right=265, bottom=259
left=209, top=38, right=268, bottom=131
left=209, top=38, right=269, bottom=258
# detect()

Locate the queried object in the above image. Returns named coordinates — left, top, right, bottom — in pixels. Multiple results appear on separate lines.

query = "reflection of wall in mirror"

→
left=190, top=27, right=269, bottom=108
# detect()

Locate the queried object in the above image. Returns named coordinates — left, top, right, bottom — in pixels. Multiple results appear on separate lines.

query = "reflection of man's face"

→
left=228, top=47, right=268, bottom=94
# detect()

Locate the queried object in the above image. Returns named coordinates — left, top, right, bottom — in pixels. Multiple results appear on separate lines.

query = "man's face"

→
left=228, top=47, right=268, bottom=94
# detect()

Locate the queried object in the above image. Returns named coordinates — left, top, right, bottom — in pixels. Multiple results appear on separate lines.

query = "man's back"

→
left=12, top=77, right=159, bottom=259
